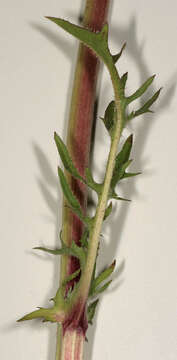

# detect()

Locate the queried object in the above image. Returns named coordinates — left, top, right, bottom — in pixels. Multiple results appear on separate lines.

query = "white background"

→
left=0, top=1, right=177, bottom=359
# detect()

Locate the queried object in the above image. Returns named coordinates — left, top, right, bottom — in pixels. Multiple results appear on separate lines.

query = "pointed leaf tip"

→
left=112, top=42, right=126, bottom=64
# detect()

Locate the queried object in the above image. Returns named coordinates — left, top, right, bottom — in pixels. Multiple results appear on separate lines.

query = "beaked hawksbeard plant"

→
left=18, top=15, right=161, bottom=360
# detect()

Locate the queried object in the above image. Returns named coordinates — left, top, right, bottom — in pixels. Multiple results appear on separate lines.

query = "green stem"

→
left=74, top=64, right=124, bottom=315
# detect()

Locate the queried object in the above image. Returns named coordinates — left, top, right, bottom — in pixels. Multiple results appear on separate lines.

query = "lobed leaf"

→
left=46, top=18, right=113, bottom=67
left=17, top=307, right=57, bottom=323
left=127, top=88, right=162, bottom=120
left=34, top=241, right=86, bottom=271
left=126, top=75, right=155, bottom=104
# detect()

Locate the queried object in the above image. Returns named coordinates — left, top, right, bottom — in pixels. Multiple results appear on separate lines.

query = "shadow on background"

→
left=26, top=4, right=176, bottom=360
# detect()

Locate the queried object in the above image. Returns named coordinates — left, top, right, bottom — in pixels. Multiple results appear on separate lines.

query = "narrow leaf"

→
left=80, top=229, right=89, bottom=248
left=87, top=299, right=99, bottom=325
left=120, top=72, right=128, bottom=90
left=111, top=135, right=133, bottom=188
left=62, top=268, right=81, bottom=285
left=33, top=246, right=67, bottom=255
left=70, top=241, right=86, bottom=270
left=112, top=42, right=126, bottom=64
left=91, top=261, right=116, bottom=294
left=58, top=167, right=83, bottom=220
left=34, top=242, right=86, bottom=270
left=85, top=168, right=102, bottom=194
left=92, top=280, right=112, bottom=296
left=128, top=88, right=162, bottom=120
left=104, top=202, right=113, bottom=220
left=54, top=132, right=84, bottom=181
left=112, top=194, right=131, bottom=202
left=126, top=75, right=155, bottom=104
left=17, top=308, right=55, bottom=323
left=122, top=171, right=141, bottom=179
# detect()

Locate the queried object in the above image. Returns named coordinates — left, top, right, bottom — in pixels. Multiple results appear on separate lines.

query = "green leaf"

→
left=62, top=268, right=81, bottom=285
left=46, top=18, right=114, bottom=70
left=85, top=168, right=103, bottom=195
left=111, top=193, right=131, bottom=202
left=58, top=167, right=84, bottom=221
left=101, top=101, right=116, bottom=138
left=33, top=246, right=67, bottom=255
left=17, top=307, right=56, bottom=323
left=122, top=171, right=141, bottom=179
left=120, top=72, right=128, bottom=90
left=90, top=261, right=116, bottom=296
left=80, top=228, right=89, bottom=248
left=92, top=280, right=112, bottom=296
left=54, top=132, right=84, bottom=182
left=112, top=42, right=126, bottom=64
left=127, top=88, right=162, bottom=120
left=111, top=134, right=133, bottom=189
left=70, top=241, right=87, bottom=270
left=34, top=241, right=86, bottom=270
left=126, top=75, right=155, bottom=104
left=87, top=299, right=99, bottom=325
left=103, top=202, right=113, bottom=220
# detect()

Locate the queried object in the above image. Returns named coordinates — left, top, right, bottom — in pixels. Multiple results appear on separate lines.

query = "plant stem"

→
left=73, top=65, right=124, bottom=315
left=59, top=328, right=84, bottom=360
left=61, top=0, right=110, bottom=284
left=56, top=0, right=110, bottom=359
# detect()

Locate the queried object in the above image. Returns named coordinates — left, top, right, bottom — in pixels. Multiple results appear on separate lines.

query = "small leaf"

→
left=87, top=299, right=99, bottom=325
left=93, top=280, right=112, bottom=296
left=122, top=171, right=141, bottom=179
left=111, top=135, right=133, bottom=189
left=112, top=42, right=126, bottom=64
left=112, top=194, right=131, bottom=202
left=58, top=167, right=84, bottom=221
left=54, top=132, right=84, bottom=182
left=120, top=72, right=128, bottom=90
left=126, top=75, right=156, bottom=104
left=85, top=168, right=102, bottom=194
left=62, top=268, right=81, bottom=285
left=101, top=101, right=116, bottom=138
left=80, top=229, right=89, bottom=248
left=127, top=88, right=162, bottom=120
left=90, top=261, right=116, bottom=296
left=34, top=241, right=86, bottom=270
left=33, top=246, right=67, bottom=255
left=103, top=202, right=112, bottom=220
left=70, top=241, right=87, bottom=270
